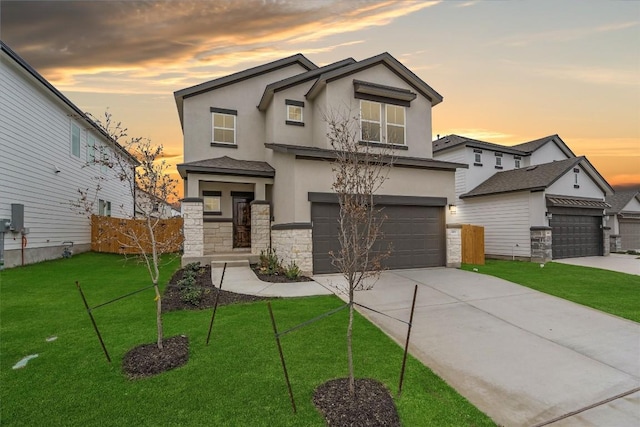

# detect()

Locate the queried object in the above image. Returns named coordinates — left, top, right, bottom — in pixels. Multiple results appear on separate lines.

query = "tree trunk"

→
left=154, top=283, right=163, bottom=350
left=347, top=300, right=355, bottom=398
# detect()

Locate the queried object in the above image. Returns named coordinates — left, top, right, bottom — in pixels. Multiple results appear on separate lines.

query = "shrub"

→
left=284, top=261, right=301, bottom=280
left=178, top=268, right=202, bottom=306
left=259, top=248, right=282, bottom=275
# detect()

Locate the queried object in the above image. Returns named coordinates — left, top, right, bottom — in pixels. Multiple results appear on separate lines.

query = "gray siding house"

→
left=606, top=190, right=640, bottom=252
left=175, top=53, right=466, bottom=273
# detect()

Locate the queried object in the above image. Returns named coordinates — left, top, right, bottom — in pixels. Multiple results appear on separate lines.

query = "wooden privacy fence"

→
left=462, top=224, right=485, bottom=265
left=91, top=215, right=183, bottom=254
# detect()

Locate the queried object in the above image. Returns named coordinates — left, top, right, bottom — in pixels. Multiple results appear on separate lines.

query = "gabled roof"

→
left=257, top=58, right=356, bottom=111
left=433, top=134, right=527, bottom=155
left=174, top=53, right=317, bottom=127
left=176, top=156, right=275, bottom=179
left=305, top=52, right=443, bottom=106
left=606, top=190, right=640, bottom=214
left=511, top=134, right=575, bottom=158
left=0, top=40, right=138, bottom=165
left=461, top=156, right=613, bottom=198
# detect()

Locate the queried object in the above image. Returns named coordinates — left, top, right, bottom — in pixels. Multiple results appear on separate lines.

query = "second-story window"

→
left=285, top=100, right=304, bottom=126
left=474, top=149, right=482, bottom=166
left=71, top=123, right=81, bottom=158
left=514, top=155, right=521, bottom=169
left=211, top=107, right=237, bottom=145
left=386, top=105, right=405, bottom=145
left=495, top=152, right=503, bottom=169
left=359, top=100, right=406, bottom=145
left=360, top=100, right=381, bottom=142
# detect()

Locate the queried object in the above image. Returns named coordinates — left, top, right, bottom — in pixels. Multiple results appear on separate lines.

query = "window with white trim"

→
left=71, top=123, right=81, bottom=157
left=514, top=156, right=521, bottom=169
left=212, top=109, right=236, bottom=145
left=359, top=100, right=406, bottom=145
left=360, top=100, right=381, bottom=142
left=285, top=100, right=304, bottom=125
left=385, top=104, right=405, bottom=145
left=98, top=199, right=111, bottom=217
left=87, top=134, right=96, bottom=164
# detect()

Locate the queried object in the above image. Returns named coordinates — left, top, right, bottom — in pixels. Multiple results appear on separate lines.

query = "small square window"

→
left=287, top=105, right=303, bottom=122
left=211, top=109, right=237, bottom=145
left=203, top=191, right=222, bottom=214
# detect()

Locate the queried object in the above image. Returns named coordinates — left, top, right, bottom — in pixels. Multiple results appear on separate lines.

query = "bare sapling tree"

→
left=75, top=112, right=179, bottom=350
left=325, top=108, right=394, bottom=397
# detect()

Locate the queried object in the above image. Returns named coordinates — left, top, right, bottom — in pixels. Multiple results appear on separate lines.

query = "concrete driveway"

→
left=554, top=253, right=640, bottom=275
left=313, top=268, right=640, bottom=426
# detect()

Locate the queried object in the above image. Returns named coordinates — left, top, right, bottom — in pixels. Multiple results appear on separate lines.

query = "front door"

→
left=232, top=193, right=253, bottom=248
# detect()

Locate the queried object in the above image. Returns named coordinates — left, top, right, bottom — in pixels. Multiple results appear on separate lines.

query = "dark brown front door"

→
left=232, top=194, right=253, bottom=248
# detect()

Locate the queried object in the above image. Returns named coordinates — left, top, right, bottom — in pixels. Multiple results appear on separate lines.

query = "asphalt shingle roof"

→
left=510, top=135, right=557, bottom=153
left=605, top=190, right=640, bottom=214
left=461, top=157, right=583, bottom=198
left=177, top=156, right=275, bottom=178
left=432, top=134, right=527, bottom=155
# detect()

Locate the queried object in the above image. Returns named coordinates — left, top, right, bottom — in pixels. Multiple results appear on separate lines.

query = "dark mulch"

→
left=162, top=264, right=269, bottom=312
left=250, top=265, right=314, bottom=283
left=122, top=335, right=189, bottom=379
left=313, top=378, right=400, bottom=427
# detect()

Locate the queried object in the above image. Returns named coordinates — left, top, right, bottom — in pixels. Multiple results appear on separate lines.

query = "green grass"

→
left=1, top=252, right=493, bottom=426
left=462, top=260, right=640, bottom=322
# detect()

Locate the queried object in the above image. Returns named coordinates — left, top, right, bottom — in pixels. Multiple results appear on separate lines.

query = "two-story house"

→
left=0, top=41, right=137, bottom=268
left=175, top=53, right=466, bottom=274
left=433, top=134, right=614, bottom=262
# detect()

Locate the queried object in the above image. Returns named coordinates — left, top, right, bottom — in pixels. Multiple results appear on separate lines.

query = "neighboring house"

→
left=175, top=52, right=466, bottom=274
left=0, top=41, right=136, bottom=268
left=433, top=134, right=614, bottom=261
left=606, top=190, right=640, bottom=251
left=135, top=188, right=181, bottom=219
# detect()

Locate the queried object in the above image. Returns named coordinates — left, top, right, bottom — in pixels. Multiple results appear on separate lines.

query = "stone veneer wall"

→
left=181, top=199, right=204, bottom=258
left=445, top=224, right=462, bottom=268
left=271, top=227, right=313, bottom=275
left=530, top=226, right=552, bottom=263
left=610, top=234, right=622, bottom=253
left=203, top=221, right=233, bottom=254
left=602, top=227, right=611, bottom=256
left=251, top=202, right=271, bottom=256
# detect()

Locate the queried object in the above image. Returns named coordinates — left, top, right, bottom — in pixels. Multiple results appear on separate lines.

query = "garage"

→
left=619, top=218, right=640, bottom=251
left=550, top=214, right=602, bottom=259
left=310, top=195, right=446, bottom=274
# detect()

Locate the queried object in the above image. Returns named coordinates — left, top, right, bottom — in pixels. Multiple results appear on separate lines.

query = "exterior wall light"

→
left=448, top=204, right=457, bottom=214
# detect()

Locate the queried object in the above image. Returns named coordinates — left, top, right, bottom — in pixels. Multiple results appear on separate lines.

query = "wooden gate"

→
left=462, top=224, right=485, bottom=265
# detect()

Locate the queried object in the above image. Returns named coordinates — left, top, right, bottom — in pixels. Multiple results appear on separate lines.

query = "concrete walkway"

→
left=554, top=253, right=640, bottom=275
left=211, top=265, right=332, bottom=297
left=313, top=268, right=640, bottom=427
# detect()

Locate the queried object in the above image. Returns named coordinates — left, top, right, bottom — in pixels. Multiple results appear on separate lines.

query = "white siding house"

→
left=0, top=41, right=136, bottom=268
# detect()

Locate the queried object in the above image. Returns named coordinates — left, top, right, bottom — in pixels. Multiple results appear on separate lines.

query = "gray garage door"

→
left=619, top=219, right=640, bottom=251
left=311, top=203, right=445, bottom=274
left=550, top=214, right=602, bottom=259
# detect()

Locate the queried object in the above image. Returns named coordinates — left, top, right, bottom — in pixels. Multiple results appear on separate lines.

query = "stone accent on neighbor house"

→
left=530, top=226, right=552, bottom=263
left=203, top=221, right=233, bottom=254
left=602, top=227, right=611, bottom=256
left=271, top=224, right=313, bottom=274
left=181, top=199, right=204, bottom=258
left=446, top=224, right=462, bottom=268
left=610, top=234, right=622, bottom=253
left=251, top=201, right=271, bottom=256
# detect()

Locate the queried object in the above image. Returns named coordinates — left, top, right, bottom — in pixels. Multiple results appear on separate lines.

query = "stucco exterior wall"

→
left=268, top=81, right=315, bottom=146
left=182, top=63, right=309, bottom=163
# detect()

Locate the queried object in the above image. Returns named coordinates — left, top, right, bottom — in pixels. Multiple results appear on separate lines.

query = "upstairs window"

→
left=285, top=100, right=304, bottom=126
left=360, top=100, right=381, bottom=142
left=71, top=123, right=81, bottom=157
left=386, top=105, right=405, bottom=145
left=87, top=135, right=96, bottom=164
left=514, top=155, right=521, bottom=169
left=211, top=108, right=237, bottom=145
left=473, top=149, right=482, bottom=166
left=495, top=152, right=503, bottom=169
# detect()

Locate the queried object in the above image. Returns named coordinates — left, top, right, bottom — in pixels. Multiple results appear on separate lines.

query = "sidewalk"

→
left=211, top=265, right=333, bottom=297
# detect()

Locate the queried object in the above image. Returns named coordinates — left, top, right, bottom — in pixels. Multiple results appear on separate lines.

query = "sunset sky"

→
left=2, top=0, right=638, bottom=195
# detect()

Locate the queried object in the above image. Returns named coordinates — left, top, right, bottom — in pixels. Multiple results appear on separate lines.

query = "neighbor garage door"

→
left=311, top=203, right=445, bottom=274
left=619, top=219, right=640, bottom=251
left=550, top=214, right=602, bottom=259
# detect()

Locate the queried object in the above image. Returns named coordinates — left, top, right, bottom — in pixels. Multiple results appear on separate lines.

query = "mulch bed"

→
left=313, top=378, right=400, bottom=426
left=162, top=264, right=269, bottom=312
left=250, top=265, right=314, bottom=283
left=122, top=335, right=189, bottom=379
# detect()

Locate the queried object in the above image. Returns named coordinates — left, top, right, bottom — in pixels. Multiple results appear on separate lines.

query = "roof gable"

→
left=461, top=156, right=612, bottom=198
left=606, top=190, right=640, bottom=214
left=174, top=53, right=317, bottom=127
left=0, top=41, right=138, bottom=165
left=433, top=134, right=527, bottom=155
left=511, top=134, right=575, bottom=158
left=305, top=52, right=443, bottom=106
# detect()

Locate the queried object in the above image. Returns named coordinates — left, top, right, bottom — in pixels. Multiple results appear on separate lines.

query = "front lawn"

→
left=1, top=252, right=493, bottom=426
left=462, top=260, right=640, bottom=322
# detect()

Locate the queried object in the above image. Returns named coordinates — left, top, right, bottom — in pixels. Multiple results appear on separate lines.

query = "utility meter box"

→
left=10, top=204, right=24, bottom=232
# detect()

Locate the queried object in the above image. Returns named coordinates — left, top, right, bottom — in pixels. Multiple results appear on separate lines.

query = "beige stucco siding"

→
left=270, top=158, right=455, bottom=224
left=182, top=64, right=309, bottom=163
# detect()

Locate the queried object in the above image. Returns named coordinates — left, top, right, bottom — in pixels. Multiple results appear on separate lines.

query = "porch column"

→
left=603, top=226, right=611, bottom=256
left=181, top=198, right=204, bottom=260
left=530, top=226, right=552, bottom=263
left=251, top=201, right=271, bottom=256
